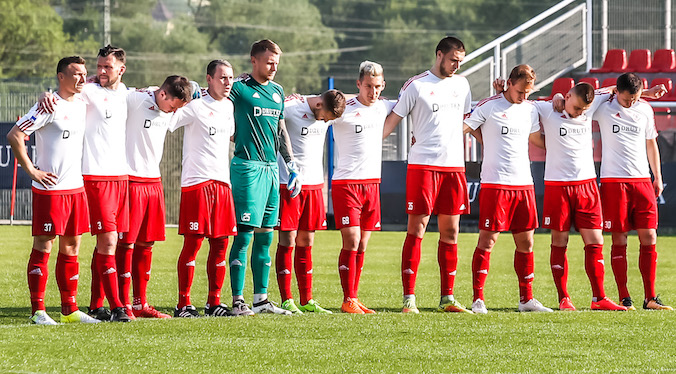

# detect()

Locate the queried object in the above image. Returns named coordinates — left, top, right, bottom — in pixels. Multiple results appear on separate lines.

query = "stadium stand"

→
left=649, top=49, right=676, bottom=73
left=623, top=49, right=651, bottom=73
left=589, top=49, right=627, bottom=73
left=538, top=77, right=574, bottom=100
left=579, top=77, right=599, bottom=89
left=601, top=77, right=617, bottom=87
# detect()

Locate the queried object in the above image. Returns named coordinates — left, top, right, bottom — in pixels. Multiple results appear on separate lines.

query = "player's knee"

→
left=238, top=224, right=254, bottom=233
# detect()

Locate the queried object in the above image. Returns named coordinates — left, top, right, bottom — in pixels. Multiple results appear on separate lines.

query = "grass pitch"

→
left=1, top=225, right=675, bottom=373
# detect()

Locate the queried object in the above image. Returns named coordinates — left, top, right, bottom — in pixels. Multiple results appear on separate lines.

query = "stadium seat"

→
left=641, top=77, right=649, bottom=89
left=601, top=77, right=617, bottom=88
left=623, top=49, right=651, bottom=72
left=538, top=77, right=574, bottom=100
left=578, top=77, right=599, bottom=89
left=649, top=49, right=676, bottom=72
left=590, top=49, right=627, bottom=73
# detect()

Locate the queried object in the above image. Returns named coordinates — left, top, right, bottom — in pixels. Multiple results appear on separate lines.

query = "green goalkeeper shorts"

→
left=230, top=156, right=280, bottom=228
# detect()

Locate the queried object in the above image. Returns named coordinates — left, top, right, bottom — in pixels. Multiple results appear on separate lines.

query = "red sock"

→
left=584, top=244, right=606, bottom=300
left=98, top=253, right=123, bottom=309
left=56, top=253, right=79, bottom=315
left=472, top=248, right=491, bottom=301
left=27, top=249, right=49, bottom=314
left=610, top=244, right=630, bottom=300
left=401, top=234, right=422, bottom=295
left=207, top=237, right=228, bottom=307
left=514, top=251, right=534, bottom=303
left=354, top=251, right=365, bottom=297
left=639, top=244, right=657, bottom=300
left=438, top=241, right=458, bottom=296
left=294, top=245, right=313, bottom=305
left=115, top=244, right=133, bottom=306
left=339, top=249, right=357, bottom=300
left=276, top=244, right=294, bottom=302
left=550, top=245, right=569, bottom=300
left=132, top=244, right=153, bottom=307
left=177, top=235, right=203, bottom=308
left=89, top=250, right=105, bottom=309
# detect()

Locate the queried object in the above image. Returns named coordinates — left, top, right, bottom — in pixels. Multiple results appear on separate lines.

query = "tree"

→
left=0, top=0, right=76, bottom=79
left=195, top=0, right=339, bottom=94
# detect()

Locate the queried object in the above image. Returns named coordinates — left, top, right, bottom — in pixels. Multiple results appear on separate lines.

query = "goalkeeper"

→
left=274, top=91, right=346, bottom=314
left=228, top=39, right=297, bottom=315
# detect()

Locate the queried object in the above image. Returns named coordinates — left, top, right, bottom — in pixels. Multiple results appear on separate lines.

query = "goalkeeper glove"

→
left=286, top=160, right=302, bottom=198
left=189, top=81, right=202, bottom=100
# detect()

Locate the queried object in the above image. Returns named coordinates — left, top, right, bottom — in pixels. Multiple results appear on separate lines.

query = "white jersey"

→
left=169, top=92, right=235, bottom=187
left=16, top=94, right=87, bottom=191
left=332, top=97, right=395, bottom=182
left=535, top=93, right=609, bottom=182
left=276, top=94, right=329, bottom=187
left=392, top=71, right=471, bottom=169
left=465, top=94, right=539, bottom=186
left=594, top=96, right=657, bottom=179
left=81, top=82, right=130, bottom=178
left=125, top=90, right=173, bottom=180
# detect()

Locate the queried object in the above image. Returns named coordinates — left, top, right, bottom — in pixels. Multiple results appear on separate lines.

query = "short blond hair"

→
left=358, top=60, right=384, bottom=81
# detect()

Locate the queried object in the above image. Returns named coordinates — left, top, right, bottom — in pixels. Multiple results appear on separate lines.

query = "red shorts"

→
left=478, top=185, right=538, bottom=233
left=119, top=179, right=166, bottom=244
left=542, top=179, right=603, bottom=231
left=278, top=184, right=327, bottom=231
left=600, top=179, right=658, bottom=232
left=84, top=178, right=129, bottom=235
left=331, top=181, right=381, bottom=230
left=406, top=166, right=469, bottom=216
left=178, top=180, right=237, bottom=238
left=32, top=187, right=90, bottom=236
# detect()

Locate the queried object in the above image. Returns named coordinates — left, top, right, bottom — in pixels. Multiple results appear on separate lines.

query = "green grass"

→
left=1, top=225, right=675, bottom=373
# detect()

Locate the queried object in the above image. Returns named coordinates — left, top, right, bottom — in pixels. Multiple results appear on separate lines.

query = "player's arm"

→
left=647, top=138, right=664, bottom=197
left=6, top=126, right=57, bottom=188
left=383, top=111, right=403, bottom=139
left=38, top=91, right=57, bottom=113
left=463, top=123, right=483, bottom=144
left=529, top=131, right=545, bottom=149
left=278, top=118, right=295, bottom=163
left=278, top=118, right=302, bottom=198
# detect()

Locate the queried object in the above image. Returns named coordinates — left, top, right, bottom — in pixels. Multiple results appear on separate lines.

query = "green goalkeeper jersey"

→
left=230, top=74, right=285, bottom=162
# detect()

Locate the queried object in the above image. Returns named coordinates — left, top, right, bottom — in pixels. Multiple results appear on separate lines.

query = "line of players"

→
left=10, top=35, right=672, bottom=324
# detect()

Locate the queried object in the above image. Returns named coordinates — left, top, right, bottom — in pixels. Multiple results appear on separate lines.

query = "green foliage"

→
left=195, top=0, right=338, bottom=94
left=1, top=227, right=676, bottom=372
left=0, top=0, right=74, bottom=79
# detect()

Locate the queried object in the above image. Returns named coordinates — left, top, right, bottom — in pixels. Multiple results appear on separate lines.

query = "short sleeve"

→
left=464, top=102, right=487, bottom=130
left=586, top=92, right=612, bottom=116
left=463, top=80, right=472, bottom=114
left=644, top=105, right=658, bottom=139
left=392, top=81, right=418, bottom=118
left=15, top=103, right=53, bottom=136
left=529, top=104, right=540, bottom=133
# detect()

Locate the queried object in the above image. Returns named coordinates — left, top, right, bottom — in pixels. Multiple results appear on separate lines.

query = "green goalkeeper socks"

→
left=251, top=231, right=274, bottom=294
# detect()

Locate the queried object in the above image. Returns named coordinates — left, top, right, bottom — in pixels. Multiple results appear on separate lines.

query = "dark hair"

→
left=250, top=39, right=282, bottom=57
left=616, top=72, right=643, bottom=95
left=508, top=64, right=536, bottom=85
left=206, top=59, right=233, bottom=77
left=571, top=82, right=595, bottom=104
left=159, top=75, right=192, bottom=102
left=436, top=36, right=465, bottom=54
left=322, top=89, right=347, bottom=118
left=98, top=45, right=126, bottom=64
left=56, top=56, right=86, bottom=75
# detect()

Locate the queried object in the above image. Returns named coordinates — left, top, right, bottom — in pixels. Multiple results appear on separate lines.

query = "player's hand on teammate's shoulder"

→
left=551, top=93, right=565, bottom=112
left=38, top=91, right=57, bottom=113
left=645, top=84, right=667, bottom=100
left=492, top=77, right=506, bottom=94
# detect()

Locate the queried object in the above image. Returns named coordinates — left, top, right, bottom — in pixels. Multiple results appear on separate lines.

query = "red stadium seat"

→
left=578, top=77, right=599, bottom=89
left=641, top=77, right=649, bottom=89
left=649, top=49, right=676, bottom=72
left=590, top=49, right=627, bottom=73
left=601, top=77, right=617, bottom=88
left=538, top=77, right=574, bottom=100
left=623, top=49, right=651, bottom=72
